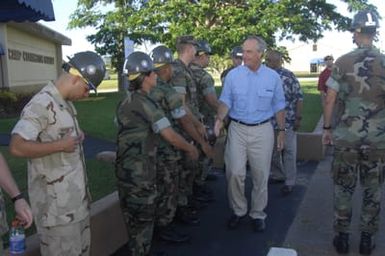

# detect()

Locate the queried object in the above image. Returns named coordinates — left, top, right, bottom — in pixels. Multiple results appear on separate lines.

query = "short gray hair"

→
left=245, top=35, right=267, bottom=53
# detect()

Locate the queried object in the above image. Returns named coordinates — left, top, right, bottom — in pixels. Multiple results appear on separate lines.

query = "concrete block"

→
left=296, top=132, right=324, bottom=161
left=213, top=132, right=325, bottom=166
left=6, top=191, right=128, bottom=256
left=267, top=247, right=297, bottom=256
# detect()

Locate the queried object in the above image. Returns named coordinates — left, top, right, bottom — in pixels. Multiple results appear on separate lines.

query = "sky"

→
left=40, top=0, right=385, bottom=57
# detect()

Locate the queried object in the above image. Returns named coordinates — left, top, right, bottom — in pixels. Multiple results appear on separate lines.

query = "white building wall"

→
left=279, top=31, right=359, bottom=73
left=7, top=26, right=57, bottom=88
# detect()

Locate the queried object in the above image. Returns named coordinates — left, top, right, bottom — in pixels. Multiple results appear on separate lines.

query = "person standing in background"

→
left=318, top=55, right=334, bottom=106
left=220, top=46, right=243, bottom=85
left=265, top=50, right=304, bottom=196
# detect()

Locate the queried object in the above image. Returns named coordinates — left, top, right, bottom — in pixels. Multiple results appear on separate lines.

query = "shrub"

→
left=0, top=90, right=32, bottom=118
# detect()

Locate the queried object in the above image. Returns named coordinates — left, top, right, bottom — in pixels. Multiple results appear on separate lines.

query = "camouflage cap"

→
left=176, top=35, right=199, bottom=47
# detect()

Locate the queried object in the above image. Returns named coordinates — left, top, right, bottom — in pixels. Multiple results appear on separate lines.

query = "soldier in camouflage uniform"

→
left=322, top=10, right=384, bottom=255
left=190, top=40, right=220, bottom=200
left=220, top=46, right=243, bottom=85
left=149, top=45, right=191, bottom=243
left=170, top=35, right=214, bottom=225
left=116, top=51, right=198, bottom=256
left=10, top=51, right=106, bottom=256
left=0, top=153, right=33, bottom=253
left=265, top=50, right=303, bottom=196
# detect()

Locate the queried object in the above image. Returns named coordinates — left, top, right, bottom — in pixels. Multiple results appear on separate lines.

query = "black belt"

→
left=229, top=117, right=270, bottom=127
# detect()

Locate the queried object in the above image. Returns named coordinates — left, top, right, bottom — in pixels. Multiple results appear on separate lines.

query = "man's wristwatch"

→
left=277, top=127, right=286, bottom=132
left=11, top=193, right=24, bottom=203
left=323, top=125, right=332, bottom=130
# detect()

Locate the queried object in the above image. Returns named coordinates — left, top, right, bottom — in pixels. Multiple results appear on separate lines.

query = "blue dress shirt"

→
left=219, top=64, right=286, bottom=124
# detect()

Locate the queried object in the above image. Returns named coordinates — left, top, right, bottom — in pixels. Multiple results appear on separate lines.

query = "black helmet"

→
left=65, top=51, right=106, bottom=92
left=151, top=45, right=173, bottom=68
left=350, top=10, right=379, bottom=33
left=196, top=40, right=212, bottom=56
left=231, top=46, right=243, bottom=58
left=123, top=52, right=155, bottom=81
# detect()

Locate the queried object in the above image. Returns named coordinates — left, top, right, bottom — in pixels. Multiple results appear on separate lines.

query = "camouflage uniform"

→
left=190, top=62, right=217, bottom=186
left=327, top=46, right=385, bottom=235
left=0, top=190, right=8, bottom=254
left=149, top=78, right=186, bottom=227
left=270, top=67, right=303, bottom=186
left=220, top=65, right=236, bottom=86
left=170, top=59, right=201, bottom=206
left=11, top=82, right=91, bottom=256
left=115, top=90, right=171, bottom=256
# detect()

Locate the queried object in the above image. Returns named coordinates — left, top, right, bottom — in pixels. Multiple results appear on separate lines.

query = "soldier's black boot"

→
left=359, top=232, right=375, bottom=255
left=156, top=224, right=191, bottom=243
left=175, top=206, right=200, bottom=226
left=333, top=232, right=349, bottom=254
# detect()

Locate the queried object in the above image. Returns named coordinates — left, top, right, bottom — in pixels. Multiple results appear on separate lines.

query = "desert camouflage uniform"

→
left=270, top=67, right=303, bottom=186
left=190, top=62, right=217, bottom=186
left=149, top=78, right=186, bottom=227
left=327, top=46, right=385, bottom=235
left=0, top=190, right=8, bottom=254
left=115, top=90, right=170, bottom=256
left=11, top=82, right=91, bottom=256
left=170, top=59, right=201, bottom=206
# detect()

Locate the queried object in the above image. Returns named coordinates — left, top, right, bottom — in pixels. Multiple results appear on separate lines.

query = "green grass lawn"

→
left=0, top=77, right=322, bottom=237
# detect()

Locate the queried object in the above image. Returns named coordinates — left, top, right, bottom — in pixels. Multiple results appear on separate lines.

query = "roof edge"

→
left=8, top=21, right=71, bottom=46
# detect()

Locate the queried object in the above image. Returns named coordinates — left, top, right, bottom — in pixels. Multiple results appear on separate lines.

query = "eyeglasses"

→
left=325, top=58, right=333, bottom=61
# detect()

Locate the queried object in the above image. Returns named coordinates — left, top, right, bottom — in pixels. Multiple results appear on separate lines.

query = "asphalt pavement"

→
left=113, top=161, right=318, bottom=256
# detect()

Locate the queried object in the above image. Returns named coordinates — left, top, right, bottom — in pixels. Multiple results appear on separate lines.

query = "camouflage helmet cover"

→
left=123, top=51, right=155, bottom=81
left=66, top=51, right=106, bottom=91
left=151, top=45, right=174, bottom=68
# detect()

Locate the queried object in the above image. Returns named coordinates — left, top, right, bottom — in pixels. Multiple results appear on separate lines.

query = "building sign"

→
left=8, top=49, right=54, bottom=65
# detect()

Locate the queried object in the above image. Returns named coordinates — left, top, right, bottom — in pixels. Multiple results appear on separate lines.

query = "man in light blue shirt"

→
left=214, top=35, right=286, bottom=232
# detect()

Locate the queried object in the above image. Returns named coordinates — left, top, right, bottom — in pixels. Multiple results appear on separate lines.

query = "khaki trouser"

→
left=270, top=128, right=297, bottom=186
left=225, top=121, right=274, bottom=219
left=38, top=217, right=90, bottom=256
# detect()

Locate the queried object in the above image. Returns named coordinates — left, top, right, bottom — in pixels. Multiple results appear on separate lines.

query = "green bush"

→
left=0, top=90, right=32, bottom=118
